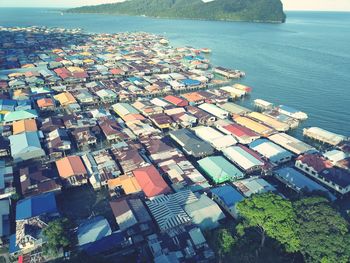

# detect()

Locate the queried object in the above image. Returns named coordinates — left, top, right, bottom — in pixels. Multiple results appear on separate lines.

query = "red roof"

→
left=297, top=154, right=333, bottom=173
left=164, top=95, right=188, bottom=107
left=223, top=123, right=258, bottom=137
left=133, top=165, right=171, bottom=197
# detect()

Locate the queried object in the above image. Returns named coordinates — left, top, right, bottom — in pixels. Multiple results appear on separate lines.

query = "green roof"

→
left=3, top=109, right=38, bottom=123
left=198, top=156, right=243, bottom=184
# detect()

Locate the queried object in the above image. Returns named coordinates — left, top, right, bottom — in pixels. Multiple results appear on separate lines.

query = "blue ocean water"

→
left=0, top=8, right=349, bottom=137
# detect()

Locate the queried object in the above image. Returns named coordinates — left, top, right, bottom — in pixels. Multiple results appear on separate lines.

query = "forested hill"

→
left=66, top=0, right=286, bottom=23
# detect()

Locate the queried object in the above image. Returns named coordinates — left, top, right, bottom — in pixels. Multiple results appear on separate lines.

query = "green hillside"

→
left=66, top=0, right=286, bottom=23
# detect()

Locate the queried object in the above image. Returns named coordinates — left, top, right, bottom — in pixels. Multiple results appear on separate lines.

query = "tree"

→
left=43, top=218, right=73, bottom=256
left=236, top=193, right=300, bottom=253
left=293, top=197, right=350, bottom=263
left=205, top=227, right=236, bottom=262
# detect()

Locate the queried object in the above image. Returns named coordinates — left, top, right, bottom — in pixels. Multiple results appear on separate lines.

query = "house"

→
left=233, top=177, right=276, bottom=197
left=197, top=156, right=244, bottom=184
left=192, top=126, right=237, bottom=150
left=211, top=185, right=244, bottom=219
left=132, top=165, right=171, bottom=198
left=145, top=191, right=194, bottom=232
left=0, top=137, right=10, bottom=157
left=268, top=133, right=316, bottom=155
left=107, top=175, right=142, bottom=197
left=186, top=105, right=216, bottom=125
left=274, top=167, right=336, bottom=200
left=19, top=164, right=61, bottom=197
left=81, top=149, right=121, bottom=189
left=77, top=216, right=112, bottom=247
left=3, top=109, right=38, bottom=124
left=36, top=98, right=55, bottom=111
left=99, top=118, right=124, bottom=142
left=95, top=89, right=117, bottom=103
left=53, top=92, right=77, bottom=106
left=295, top=154, right=350, bottom=195
left=0, top=161, right=15, bottom=199
left=12, top=119, right=37, bottom=135
left=169, top=129, right=214, bottom=158
left=46, top=128, right=71, bottom=158
left=71, top=127, right=97, bottom=149
left=233, top=116, right=274, bottom=137
left=198, top=103, right=229, bottom=120
left=55, top=156, right=88, bottom=187
left=0, top=199, right=10, bottom=240
left=10, top=192, right=59, bottom=256
left=9, top=132, right=45, bottom=163
left=77, top=216, right=132, bottom=257
left=112, top=146, right=148, bottom=174
left=183, top=193, right=225, bottom=230
left=163, top=95, right=188, bottom=107
left=216, top=121, right=260, bottom=145
left=109, top=197, right=154, bottom=240
left=222, top=145, right=266, bottom=173
left=249, top=139, right=294, bottom=165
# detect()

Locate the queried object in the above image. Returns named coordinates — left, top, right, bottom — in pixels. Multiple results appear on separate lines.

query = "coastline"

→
left=63, top=10, right=285, bottom=24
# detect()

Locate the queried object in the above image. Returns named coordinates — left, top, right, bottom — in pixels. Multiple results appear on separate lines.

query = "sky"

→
left=1, top=0, right=350, bottom=11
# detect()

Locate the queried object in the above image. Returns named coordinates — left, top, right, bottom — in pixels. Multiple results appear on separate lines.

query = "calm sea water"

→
left=1, top=8, right=349, bottom=137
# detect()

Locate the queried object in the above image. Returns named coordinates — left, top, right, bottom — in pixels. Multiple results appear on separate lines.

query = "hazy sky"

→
left=1, top=0, right=350, bottom=11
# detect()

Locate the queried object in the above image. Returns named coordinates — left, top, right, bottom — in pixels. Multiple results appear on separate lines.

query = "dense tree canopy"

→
left=67, top=0, right=286, bottom=23
left=294, top=197, right=350, bottom=263
left=43, top=218, right=73, bottom=256
left=236, top=192, right=300, bottom=253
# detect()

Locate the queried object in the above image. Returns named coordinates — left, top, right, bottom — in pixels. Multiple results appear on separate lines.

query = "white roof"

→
left=192, top=126, right=237, bottom=149
left=323, top=150, right=348, bottom=163
left=268, top=133, right=315, bottom=155
left=254, top=99, right=273, bottom=107
left=304, top=127, right=346, bottom=145
left=233, top=177, right=276, bottom=197
left=198, top=103, right=229, bottom=119
left=150, top=98, right=169, bottom=108
left=223, top=146, right=264, bottom=171
left=251, top=141, right=287, bottom=159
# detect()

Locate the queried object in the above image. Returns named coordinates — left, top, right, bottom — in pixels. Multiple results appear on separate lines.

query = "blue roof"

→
left=16, top=192, right=58, bottom=220
left=180, top=79, right=201, bottom=86
left=127, top=76, right=142, bottom=83
left=0, top=99, right=17, bottom=106
left=211, top=185, right=244, bottom=207
left=81, top=231, right=126, bottom=255
left=9, top=132, right=43, bottom=156
left=78, top=216, right=112, bottom=246
left=276, top=167, right=336, bottom=200
left=9, top=234, right=20, bottom=254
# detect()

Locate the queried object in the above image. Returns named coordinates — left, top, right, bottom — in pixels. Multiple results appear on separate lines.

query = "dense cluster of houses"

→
left=0, top=26, right=349, bottom=262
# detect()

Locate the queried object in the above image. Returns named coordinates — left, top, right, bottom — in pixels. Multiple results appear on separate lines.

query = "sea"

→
left=0, top=8, right=349, bottom=138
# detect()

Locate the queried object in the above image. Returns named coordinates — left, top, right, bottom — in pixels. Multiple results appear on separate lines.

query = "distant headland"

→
left=66, top=0, right=286, bottom=23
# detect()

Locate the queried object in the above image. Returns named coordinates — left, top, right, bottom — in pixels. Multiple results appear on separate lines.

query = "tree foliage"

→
left=293, top=197, right=350, bottom=263
left=67, top=0, right=286, bottom=23
left=236, top=193, right=300, bottom=253
left=43, top=218, right=73, bottom=256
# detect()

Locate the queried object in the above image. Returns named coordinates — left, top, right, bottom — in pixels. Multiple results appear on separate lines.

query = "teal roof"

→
left=3, top=109, right=38, bottom=123
left=198, top=156, right=243, bottom=184
left=9, top=132, right=43, bottom=156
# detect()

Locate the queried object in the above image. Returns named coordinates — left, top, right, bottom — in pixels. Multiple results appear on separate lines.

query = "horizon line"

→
left=0, top=6, right=350, bottom=12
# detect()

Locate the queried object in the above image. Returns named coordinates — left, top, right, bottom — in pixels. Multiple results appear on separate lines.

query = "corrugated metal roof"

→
left=223, top=146, right=264, bottom=171
left=78, top=216, right=112, bottom=246
left=211, top=185, right=244, bottom=208
left=198, top=156, right=243, bottom=183
left=16, top=192, right=57, bottom=220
